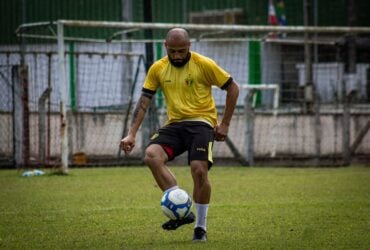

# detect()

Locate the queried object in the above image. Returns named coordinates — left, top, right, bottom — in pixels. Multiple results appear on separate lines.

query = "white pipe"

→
left=15, top=20, right=370, bottom=35
left=57, top=21, right=69, bottom=174
left=58, top=20, right=370, bottom=34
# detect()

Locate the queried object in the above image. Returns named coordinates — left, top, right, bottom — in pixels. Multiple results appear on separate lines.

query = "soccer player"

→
left=120, top=28, right=239, bottom=242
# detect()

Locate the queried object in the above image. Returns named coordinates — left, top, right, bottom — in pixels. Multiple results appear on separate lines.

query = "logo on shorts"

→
left=196, top=147, right=206, bottom=152
left=150, top=133, right=159, bottom=140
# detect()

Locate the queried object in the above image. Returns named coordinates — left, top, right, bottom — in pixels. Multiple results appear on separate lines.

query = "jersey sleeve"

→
left=202, top=57, right=231, bottom=89
left=143, top=62, right=161, bottom=92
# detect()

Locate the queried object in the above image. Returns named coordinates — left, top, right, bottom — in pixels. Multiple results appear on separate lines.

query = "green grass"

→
left=0, top=166, right=369, bottom=249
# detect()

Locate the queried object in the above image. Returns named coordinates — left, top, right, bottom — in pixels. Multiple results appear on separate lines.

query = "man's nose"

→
left=173, top=53, right=181, bottom=59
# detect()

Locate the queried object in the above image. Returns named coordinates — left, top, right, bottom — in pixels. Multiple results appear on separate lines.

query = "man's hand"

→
left=120, top=135, right=135, bottom=154
left=214, top=123, right=229, bottom=141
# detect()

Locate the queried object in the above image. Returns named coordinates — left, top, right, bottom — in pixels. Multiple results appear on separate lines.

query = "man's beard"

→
left=168, top=52, right=191, bottom=67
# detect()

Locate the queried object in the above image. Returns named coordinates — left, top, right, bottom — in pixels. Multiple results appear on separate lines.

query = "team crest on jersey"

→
left=185, top=75, right=194, bottom=86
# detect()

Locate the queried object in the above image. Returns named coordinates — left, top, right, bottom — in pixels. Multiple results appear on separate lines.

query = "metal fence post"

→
left=244, top=90, right=256, bottom=166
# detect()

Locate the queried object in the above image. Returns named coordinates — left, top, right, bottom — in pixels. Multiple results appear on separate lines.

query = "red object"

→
left=268, top=0, right=278, bottom=25
left=161, top=144, right=174, bottom=160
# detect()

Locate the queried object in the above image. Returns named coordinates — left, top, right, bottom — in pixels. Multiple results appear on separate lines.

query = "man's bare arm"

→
left=121, top=94, right=152, bottom=153
left=221, top=80, right=239, bottom=126
left=215, top=80, right=239, bottom=141
left=128, top=94, right=152, bottom=137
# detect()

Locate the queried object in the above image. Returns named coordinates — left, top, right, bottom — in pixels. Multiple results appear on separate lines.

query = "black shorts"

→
left=148, top=121, right=215, bottom=169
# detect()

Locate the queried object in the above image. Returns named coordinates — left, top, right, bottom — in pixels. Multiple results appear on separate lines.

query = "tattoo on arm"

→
left=131, top=96, right=149, bottom=125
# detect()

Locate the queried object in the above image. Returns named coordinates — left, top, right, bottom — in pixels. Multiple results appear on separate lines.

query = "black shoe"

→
left=162, top=211, right=195, bottom=230
left=193, top=227, right=207, bottom=242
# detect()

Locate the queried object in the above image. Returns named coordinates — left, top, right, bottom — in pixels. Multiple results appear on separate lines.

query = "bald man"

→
left=121, top=28, right=239, bottom=242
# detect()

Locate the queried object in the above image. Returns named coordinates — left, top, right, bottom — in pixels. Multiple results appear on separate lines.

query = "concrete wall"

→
left=1, top=112, right=369, bottom=163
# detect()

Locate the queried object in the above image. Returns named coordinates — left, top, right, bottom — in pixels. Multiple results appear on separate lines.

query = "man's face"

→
left=165, top=40, right=190, bottom=67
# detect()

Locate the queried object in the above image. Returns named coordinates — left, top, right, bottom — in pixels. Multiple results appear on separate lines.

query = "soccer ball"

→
left=161, top=188, right=192, bottom=220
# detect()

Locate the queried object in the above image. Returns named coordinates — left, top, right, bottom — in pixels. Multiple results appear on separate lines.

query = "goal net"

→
left=5, top=20, right=370, bottom=170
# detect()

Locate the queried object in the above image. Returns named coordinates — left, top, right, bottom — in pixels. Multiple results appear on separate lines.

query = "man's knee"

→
left=191, top=161, right=208, bottom=181
left=144, top=144, right=167, bottom=166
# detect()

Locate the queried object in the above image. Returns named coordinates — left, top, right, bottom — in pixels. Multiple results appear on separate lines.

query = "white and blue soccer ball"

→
left=161, top=188, right=192, bottom=220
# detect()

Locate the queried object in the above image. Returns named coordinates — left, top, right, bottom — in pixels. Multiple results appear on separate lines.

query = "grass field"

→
left=0, top=166, right=369, bottom=249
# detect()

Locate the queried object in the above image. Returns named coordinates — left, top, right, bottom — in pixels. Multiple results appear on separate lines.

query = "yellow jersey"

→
left=143, top=52, right=231, bottom=127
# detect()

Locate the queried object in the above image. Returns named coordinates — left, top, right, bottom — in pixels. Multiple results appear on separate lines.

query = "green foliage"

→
left=0, top=166, right=369, bottom=249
